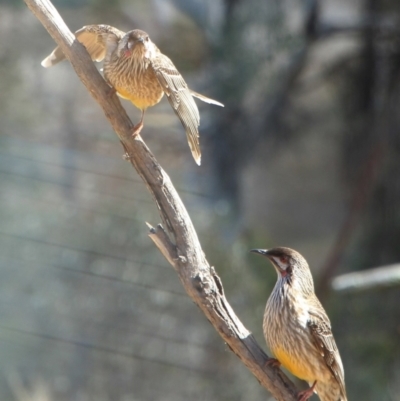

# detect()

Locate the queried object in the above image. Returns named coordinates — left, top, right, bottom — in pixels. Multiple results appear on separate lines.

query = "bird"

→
left=250, top=247, right=347, bottom=401
left=41, top=25, right=224, bottom=165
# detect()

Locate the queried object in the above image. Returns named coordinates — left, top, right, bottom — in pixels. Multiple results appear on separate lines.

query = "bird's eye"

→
left=279, top=256, right=287, bottom=264
left=145, top=36, right=149, bottom=41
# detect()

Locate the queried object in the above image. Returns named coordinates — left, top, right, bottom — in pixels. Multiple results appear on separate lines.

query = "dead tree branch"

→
left=23, top=0, right=299, bottom=400
left=332, top=264, right=400, bottom=293
left=316, top=144, right=384, bottom=299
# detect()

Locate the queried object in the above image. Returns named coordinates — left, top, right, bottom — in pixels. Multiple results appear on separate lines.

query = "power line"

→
left=0, top=254, right=186, bottom=298
left=0, top=325, right=219, bottom=379
left=56, top=310, right=224, bottom=354
left=0, top=231, right=165, bottom=270
left=0, top=289, right=223, bottom=355
left=0, top=187, right=153, bottom=226
left=0, top=176, right=215, bottom=245
left=0, top=161, right=212, bottom=217
left=0, top=161, right=154, bottom=206
left=0, top=142, right=212, bottom=200
left=0, top=255, right=225, bottom=354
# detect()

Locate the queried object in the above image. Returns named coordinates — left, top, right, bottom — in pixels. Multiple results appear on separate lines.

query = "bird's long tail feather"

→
left=190, top=90, right=224, bottom=107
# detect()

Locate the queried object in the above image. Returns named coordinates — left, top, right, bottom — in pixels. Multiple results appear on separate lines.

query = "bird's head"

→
left=250, top=247, right=314, bottom=291
left=120, top=29, right=155, bottom=59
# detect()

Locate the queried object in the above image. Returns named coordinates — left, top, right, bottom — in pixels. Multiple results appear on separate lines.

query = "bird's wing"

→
left=41, top=24, right=125, bottom=68
left=150, top=51, right=201, bottom=165
left=307, top=305, right=347, bottom=399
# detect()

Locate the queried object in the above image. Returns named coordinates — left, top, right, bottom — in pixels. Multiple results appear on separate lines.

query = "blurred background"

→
left=0, top=0, right=399, bottom=400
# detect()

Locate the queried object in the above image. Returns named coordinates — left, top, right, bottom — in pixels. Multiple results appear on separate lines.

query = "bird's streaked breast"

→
left=104, top=54, right=164, bottom=110
left=263, top=281, right=332, bottom=383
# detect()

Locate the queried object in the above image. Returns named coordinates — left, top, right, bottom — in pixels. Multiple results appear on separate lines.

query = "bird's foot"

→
left=297, top=381, right=317, bottom=401
left=264, top=358, right=281, bottom=369
left=132, top=121, right=144, bottom=137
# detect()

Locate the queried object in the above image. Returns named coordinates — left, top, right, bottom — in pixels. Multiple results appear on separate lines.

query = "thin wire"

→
left=0, top=284, right=222, bottom=355
left=0, top=168, right=215, bottom=242
left=0, top=325, right=219, bottom=378
left=0, top=254, right=186, bottom=298
left=0, top=230, right=168, bottom=271
left=53, top=310, right=223, bottom=353
left=0, top=161, right=154, bottom=206
left=0, top=255, right=225, bottom=354
left=0, top=143, right=225, bottom=361
left=0, top=146, right=212, bottom=200
left=0, top=188, right=152, bottom=226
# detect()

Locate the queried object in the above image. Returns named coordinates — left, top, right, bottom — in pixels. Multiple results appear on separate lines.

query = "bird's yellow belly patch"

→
left=274, top=347, right=315, bottom=382
left=115, top=87, right=162, bottom=110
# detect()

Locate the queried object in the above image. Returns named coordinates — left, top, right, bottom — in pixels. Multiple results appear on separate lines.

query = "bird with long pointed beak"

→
left=42, top=25, right=223, bottom=165
left=251, top=247, right=347, bottom=401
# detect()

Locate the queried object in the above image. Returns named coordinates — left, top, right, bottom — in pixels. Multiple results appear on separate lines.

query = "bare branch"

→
left=316, top=145, right=384, bottom=299
left=332, top=264, right=400, bottom=293
left=23, top=1, right=299, bottom=400
left=147, top=223, right=178, bottom=269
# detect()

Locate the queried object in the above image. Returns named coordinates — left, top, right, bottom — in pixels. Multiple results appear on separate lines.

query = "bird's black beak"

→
left=251, top=249, right=288, bottom=277
left=250, top=249, right=269, bottom=256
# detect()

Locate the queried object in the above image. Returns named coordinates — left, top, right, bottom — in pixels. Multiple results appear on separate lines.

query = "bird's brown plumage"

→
left=251, top=247, right=347, bottom=401
left=41, top=25, right=223, bottom=165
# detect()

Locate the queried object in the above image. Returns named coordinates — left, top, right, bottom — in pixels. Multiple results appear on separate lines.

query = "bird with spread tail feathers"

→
left=250, top=247, right=347, bottom=401
left=41, top=25, right=223, bottom=165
